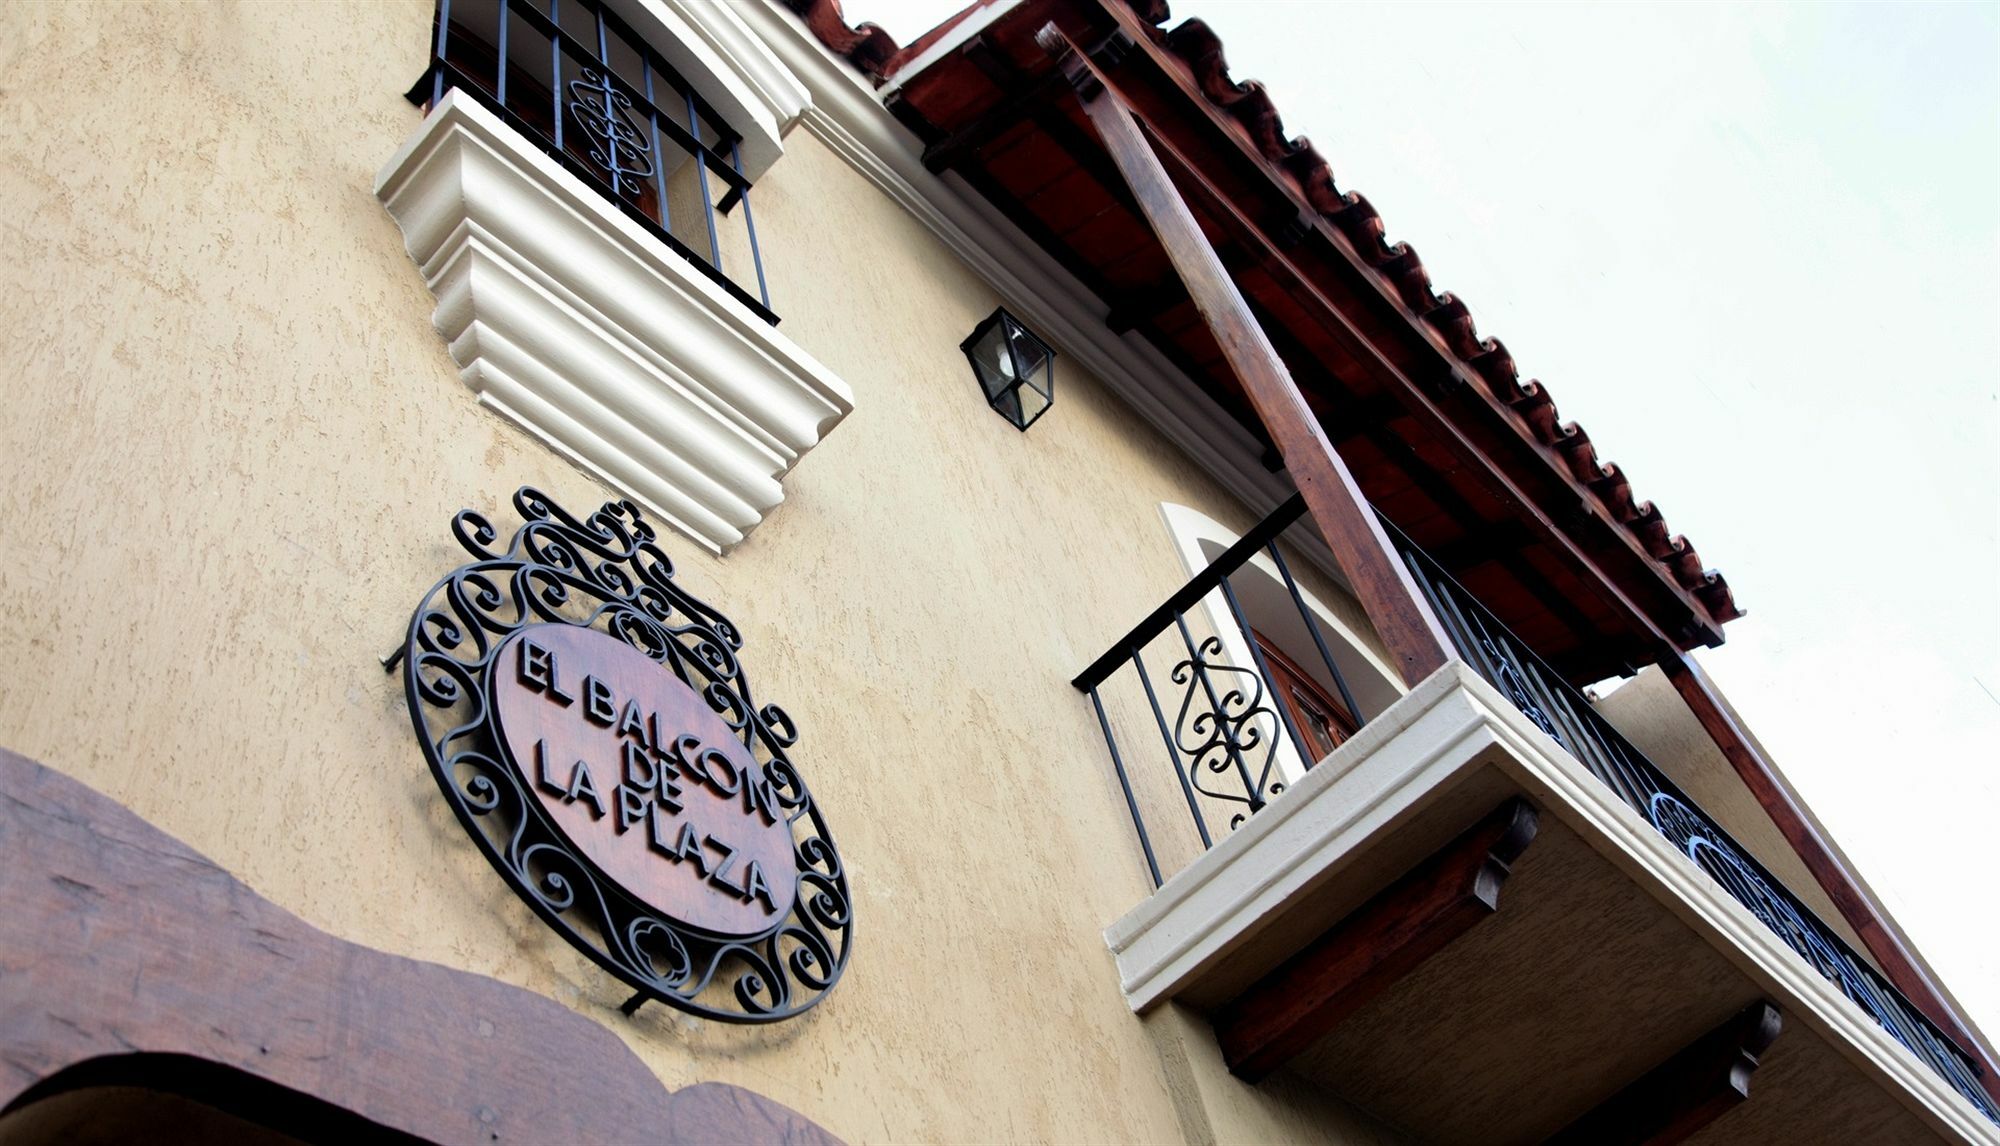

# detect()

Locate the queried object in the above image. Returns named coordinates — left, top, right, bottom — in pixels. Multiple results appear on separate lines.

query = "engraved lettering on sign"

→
left=517, top=637, right=575, bottom=705
left=491, top=625, right=797, bottom=937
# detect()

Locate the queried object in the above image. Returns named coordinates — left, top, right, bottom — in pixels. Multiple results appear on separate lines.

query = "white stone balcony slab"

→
left=1105, top=661, right=1998, bottom=1144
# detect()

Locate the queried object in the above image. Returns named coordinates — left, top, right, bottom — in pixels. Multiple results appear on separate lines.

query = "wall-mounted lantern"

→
left=960, top=307, right=1056, bottom=431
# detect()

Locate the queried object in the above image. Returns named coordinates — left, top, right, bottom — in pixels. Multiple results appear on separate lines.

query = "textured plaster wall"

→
left=0, top=2, right=1391, bottom=1142
left=1591, top=668, right=1872, bottom=961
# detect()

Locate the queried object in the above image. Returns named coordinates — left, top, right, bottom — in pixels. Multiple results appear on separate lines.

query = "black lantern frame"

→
left=959, top=307, right=1056, bottom=431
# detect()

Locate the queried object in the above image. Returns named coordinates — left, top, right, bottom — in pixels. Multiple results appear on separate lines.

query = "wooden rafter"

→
left=1213, top=799, right=1540, bottom=1082
left=1544, top=1001, right=1783, bottom=1146
left=1039, top=22, right=1453, bottom=688
left=1662, top=652, right=1995, bottom=1090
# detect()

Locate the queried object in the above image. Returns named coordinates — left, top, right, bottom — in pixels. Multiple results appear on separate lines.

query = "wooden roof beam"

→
left=1040, top=22, right=1454, bottom=688
left=1116, top=103, right=1686, bottom=665
left=1662, top=652, right=1998, bottom=1091
left=1086, top=0, right=1723, bottom=651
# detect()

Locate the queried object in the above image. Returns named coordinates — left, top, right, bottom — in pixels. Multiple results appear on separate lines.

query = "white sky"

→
left=834, top=0, right=2000, bottom=1037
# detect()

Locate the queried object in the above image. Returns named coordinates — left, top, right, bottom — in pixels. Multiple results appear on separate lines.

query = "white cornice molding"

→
left=875, top=1, right=1021, bottom=97
left=375, top=90, right=853, bottom=554
left=735, top=0, right=1318, bottom=553
left=1104, top=661, right=2000, bottom=1144
left=602, top=0, right=808, bottom=181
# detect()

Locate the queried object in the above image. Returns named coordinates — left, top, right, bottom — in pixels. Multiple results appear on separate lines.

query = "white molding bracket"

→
left=374, top=90, right=853, bottom=554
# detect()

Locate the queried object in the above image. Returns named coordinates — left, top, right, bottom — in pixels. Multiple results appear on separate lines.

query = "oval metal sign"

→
left=490, top=625, right=798, bottom=937
left=396, top=488, right=849, bottom=1022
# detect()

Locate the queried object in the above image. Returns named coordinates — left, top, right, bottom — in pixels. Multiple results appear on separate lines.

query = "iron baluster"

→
left=1131, top=647, right=1213, bottom=850
left=593, top=6, right=617, bottom=197
left=1265, top=538, right=1365, bottom=725
left=1218, top=572, right=1314, bottom=770
left=1173, top=613, right=1259, bottom=809
left=643, top=59, right=670, bottom=237
left=689, top=92, right=720, bottom=269
left=431, top=0, right=451, bottom=106
left=548, top=0, right=563, bottom=153
left=732, top=138, right=770, bottom=311
left=1402, top=547, right=1505, bottom=696
left=1464, top=605, right=1563, bottom=744
left=565, top=67, right=654, bottom=198
left=495, top=0, right=508, bottom=107
left=1563, top=690, right=1654, bottom=812
left=1089, top=685, right=1161, bottom=889
left=1171, top=614, right=1281, bottom=826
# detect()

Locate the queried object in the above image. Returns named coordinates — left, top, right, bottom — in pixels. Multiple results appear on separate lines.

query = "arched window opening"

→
left=1167, top=503, right=1402, bottom=782
left=0, top=1053, right=417, bottom=1146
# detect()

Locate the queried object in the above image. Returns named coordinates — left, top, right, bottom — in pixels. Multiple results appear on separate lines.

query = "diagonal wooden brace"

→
left=1035, top=22, right=1453, bottom=690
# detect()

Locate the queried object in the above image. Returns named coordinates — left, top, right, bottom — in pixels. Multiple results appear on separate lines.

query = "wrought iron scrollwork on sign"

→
left=394, top=488, right=849, bottom=1023
left=567, top=68, right=655, bottom=196
left=1172, top=635, right=1284, bottom=829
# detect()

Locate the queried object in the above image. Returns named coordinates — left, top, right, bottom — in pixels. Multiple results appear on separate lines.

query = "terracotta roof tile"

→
left=783, top=0, right=900, bottom=75
left=1127, top=4, right=1741, bottom=626
left=785, top=0, right=1742, bottom=627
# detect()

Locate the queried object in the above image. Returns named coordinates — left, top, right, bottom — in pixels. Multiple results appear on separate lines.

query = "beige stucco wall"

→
left=1590, top=667, right=1874, bottom=961
left=0, top=2, right=1396, bottom=1142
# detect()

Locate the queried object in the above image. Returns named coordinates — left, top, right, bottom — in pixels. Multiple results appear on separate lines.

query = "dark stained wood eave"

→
left=0, top=746, right=844, bottom=1145
left=875, top=0, right=1742, bottom=678
left=795, top=0, right=2000, bottom=1104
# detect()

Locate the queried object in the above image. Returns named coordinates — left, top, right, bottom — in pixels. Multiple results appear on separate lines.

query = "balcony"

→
left=1076, top=498, right=1999, bottom=1143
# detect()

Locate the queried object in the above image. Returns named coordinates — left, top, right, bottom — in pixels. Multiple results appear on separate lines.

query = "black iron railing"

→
left=1383, top=520, right=1998, bottom=1123
left=1072, top=495, right=1368, bottom=887
left=1073, top=496, right=1992, bottom=1118
left=411, top=0, right=774, bottom=323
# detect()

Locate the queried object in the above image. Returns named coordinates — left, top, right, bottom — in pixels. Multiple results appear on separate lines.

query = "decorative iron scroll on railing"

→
left=1384, top=519, right=1999, bottom=1123
left=1072, top=495, right=1368, bottom=887
left=411, top=0, right=774, bottom=322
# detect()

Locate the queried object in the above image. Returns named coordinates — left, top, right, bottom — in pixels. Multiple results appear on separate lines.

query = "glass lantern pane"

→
left=1015, top=381, right=1051, bottom=426
left=991, top=383, right=1025, bottom=427
left=1005, top=321, right=1049, bottom=381
left=1023, top=355, right=1053, bottom=402
left=972, top=325, right=1015, bottom=401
